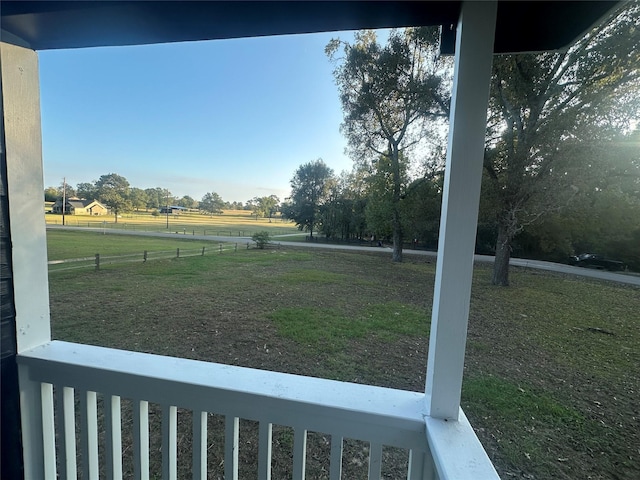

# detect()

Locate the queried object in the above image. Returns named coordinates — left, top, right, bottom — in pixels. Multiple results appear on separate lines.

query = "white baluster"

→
left=133, top=400, right=150, bottom=480
left=41, top=383, right=57, bottom=480
left=225, top=416, right=239, bottom=480
left=105, top=395, right=123, bottom=480
left=258, top=422, right=272, bottom=480
left=55, top=386, right=77, bottom=480
left=162, top=405, right=177, bottom=480
left=329, top=435, right=343, bottom=480
left=292, top=427, right=307, bottom=480
left=192, top=411, right=207, bottom=480
left=80, top=391, right=99, bottom=480
left=368, top=443, right=382, bottom=480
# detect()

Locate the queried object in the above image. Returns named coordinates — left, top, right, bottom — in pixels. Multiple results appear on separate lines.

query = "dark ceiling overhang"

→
left=0, top=1, right=621, bottom=53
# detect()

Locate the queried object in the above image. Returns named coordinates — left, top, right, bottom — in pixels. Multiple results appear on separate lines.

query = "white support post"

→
left=1, top=41, right=51, bottom=353
left=2, top=38, right=53, bottom=480
left=425, top=1, right=497, bottom=420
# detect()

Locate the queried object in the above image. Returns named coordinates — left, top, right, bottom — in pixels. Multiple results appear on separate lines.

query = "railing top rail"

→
left=426, top=409, right=500, bottom=479
left=18, top=341, right=427, bottom=448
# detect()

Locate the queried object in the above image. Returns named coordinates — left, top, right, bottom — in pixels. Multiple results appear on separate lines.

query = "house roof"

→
left=67, top=200, right=86, bottom=209
left=0, top=1, right=621, bottom=54
left=58, top=198, right=107, bottom=209
left=85, top=200, right=108, bottom=209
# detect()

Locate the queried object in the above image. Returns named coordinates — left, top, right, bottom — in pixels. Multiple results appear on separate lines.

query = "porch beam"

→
left=425, top=1, right=497, bottom=420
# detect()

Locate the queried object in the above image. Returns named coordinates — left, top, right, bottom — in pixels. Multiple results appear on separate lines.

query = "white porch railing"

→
left=18, top=341, right=497, bottom=480
left=18, top=341, right=434, bottom=480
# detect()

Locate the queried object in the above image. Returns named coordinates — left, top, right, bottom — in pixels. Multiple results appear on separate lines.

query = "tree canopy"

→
left=251, top=195, right=280, bottom=221
left=200, top=192, right=225, bottom=215
left=483, top=2, right=640, bottom=285
left=95, top=173, right=132, bottom=223
left=326, top=27, right=451, bottom=261
left=284, top=159, right=334, bottom=238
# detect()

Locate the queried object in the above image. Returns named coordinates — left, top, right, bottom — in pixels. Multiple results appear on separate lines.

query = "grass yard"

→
left=47, top=230, right=640, bottom=479
left=47, top=229, right=217, bottom=261
left=45, top=209, right=302, bottom=238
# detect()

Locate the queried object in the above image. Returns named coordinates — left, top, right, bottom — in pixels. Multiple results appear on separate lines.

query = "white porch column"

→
left=425, top=2, right=497, bottom=420
left=2, top=40, right=52, bottom=479
left=1, top=41, right=51, bottom=352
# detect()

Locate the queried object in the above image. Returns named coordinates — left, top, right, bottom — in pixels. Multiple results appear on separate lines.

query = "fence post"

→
left=247, top=242, right=250, bottom=250
left=193, top=230, right=195, bottom=236
left=143, top=250, right=147, bottom=263
left=95, top=253, right=100, bottom=271
left=235, top=243, right=237, bottom=252
left=201, top=247, right=205, bottom=256
left=177, top=248, right=180, bottom=258
left=219, top=244, right=222, bottom=254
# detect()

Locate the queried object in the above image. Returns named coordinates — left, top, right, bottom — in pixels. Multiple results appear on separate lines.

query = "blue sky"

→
left=39, top=32, right=360, bottom=203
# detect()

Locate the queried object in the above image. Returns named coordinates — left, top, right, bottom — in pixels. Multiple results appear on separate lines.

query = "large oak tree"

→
left=327, top=27, right=450, bottom=262
left=484, top=3, right=640, bottom=285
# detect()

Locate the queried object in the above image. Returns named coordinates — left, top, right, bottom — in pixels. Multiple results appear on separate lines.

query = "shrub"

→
left=252, top=231, right=271, bottom=249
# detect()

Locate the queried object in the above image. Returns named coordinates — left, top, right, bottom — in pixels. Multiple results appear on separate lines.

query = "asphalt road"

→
left=47, top=225, right=640, bottom=287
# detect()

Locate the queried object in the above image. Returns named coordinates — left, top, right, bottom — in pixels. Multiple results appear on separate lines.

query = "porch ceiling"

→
left=1, top=1, right=620, bottom=53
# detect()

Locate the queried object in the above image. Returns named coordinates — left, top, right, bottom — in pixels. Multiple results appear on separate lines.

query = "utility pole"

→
left=62, top=177, right=66, bottom=226
left=166, top=189, right=169, bottom=229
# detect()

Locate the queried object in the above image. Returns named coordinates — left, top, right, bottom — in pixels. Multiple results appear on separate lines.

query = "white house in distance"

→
left=52, top=198, right=109, bottom=216
left=0, top=1, right=623, bottom=479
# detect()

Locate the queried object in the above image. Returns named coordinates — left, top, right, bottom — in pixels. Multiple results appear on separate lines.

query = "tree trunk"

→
left=391, top=205, right=403, bottom=262
left=391, top=146, right=403, bottom=263
left=492, top=222, right=511, bottom=286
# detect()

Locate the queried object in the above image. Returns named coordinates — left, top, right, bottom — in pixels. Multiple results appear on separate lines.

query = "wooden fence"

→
left=47, top=243, right=249, bottom=273
left=45, top=218, right=296, bottom=238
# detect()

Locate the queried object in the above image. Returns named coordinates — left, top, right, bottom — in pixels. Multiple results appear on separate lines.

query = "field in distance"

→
left=45, top=209, right=303, bottom=238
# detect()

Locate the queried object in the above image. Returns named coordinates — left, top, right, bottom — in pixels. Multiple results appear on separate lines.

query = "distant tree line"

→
left=45, top=175, right=282, bottom=223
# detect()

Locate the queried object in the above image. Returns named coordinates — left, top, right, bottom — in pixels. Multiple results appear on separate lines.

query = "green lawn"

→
left=47, top=229, right=218, bottom=260
left=47, top=230, right=640, bottom=479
